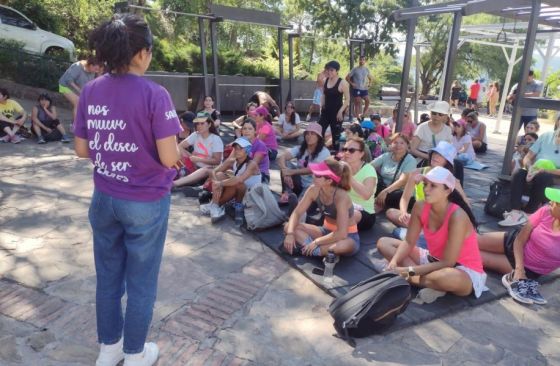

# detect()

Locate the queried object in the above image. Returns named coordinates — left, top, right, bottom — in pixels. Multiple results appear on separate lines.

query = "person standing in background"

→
left=467, top=79, right=481, bottom=110
left=59, top=56, right=103, bottom=121
left=346, top=55, right=373, bottom=120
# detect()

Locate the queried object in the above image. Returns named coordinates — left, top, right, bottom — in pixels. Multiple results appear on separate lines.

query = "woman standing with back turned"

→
left=74, top=14, right=181, bottom=366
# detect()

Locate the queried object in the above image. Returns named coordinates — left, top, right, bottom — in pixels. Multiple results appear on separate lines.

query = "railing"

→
left=0, top=45, right=72, bottom=92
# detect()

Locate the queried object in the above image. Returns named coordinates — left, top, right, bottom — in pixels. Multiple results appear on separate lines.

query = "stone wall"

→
left=0, top=79, right=72, bottom=109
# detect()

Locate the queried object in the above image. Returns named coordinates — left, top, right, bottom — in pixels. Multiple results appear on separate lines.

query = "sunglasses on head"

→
left=341, top=147, right=362, bottom=154
left=431, top=112, right=445, bottom=117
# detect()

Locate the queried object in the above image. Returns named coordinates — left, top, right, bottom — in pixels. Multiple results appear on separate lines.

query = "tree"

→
left=292, top=0, right=408, bottom=59
left=416, top=15, right=451, bottom=96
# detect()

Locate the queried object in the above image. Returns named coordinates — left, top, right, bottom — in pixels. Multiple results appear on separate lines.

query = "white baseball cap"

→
left=420, top=166, right=456, bottom=191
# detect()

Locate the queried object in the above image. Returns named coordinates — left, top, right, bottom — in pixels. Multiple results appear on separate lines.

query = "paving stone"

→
left=46, top=343, right=97, bottom=365
left=27, top=329, right=56, bottom=352
left=410, top=319, right=462, bottom=353
left=3, top=262, right=69, bottom=288
left=0, top=335, right=22, bottom=363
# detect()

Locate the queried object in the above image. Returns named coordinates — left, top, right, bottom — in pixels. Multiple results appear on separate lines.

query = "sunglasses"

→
left=341, top=147, right=362, bottom=154
left=431, top=112, right=445, bottom=117
left=466, top=119, right=474, bottom=123
left=313, top=174, right=329, bottom=179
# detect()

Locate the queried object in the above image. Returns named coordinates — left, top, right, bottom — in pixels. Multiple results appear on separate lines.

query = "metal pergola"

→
left=393, top=0, right=560, bottom=177
left=459, top=23, right=560, bottom=133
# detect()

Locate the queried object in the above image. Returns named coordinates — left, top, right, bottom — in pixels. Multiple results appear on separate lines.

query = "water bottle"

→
left=323, top=250, right=337, bottom=283
left=234, top=202, right=244, bottom=227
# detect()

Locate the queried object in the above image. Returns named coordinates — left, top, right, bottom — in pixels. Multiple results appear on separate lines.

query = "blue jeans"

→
left=89, top=189, right=170, bottom=354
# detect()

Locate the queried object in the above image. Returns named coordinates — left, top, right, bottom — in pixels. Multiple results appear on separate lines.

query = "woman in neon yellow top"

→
left=342, top=137, right=377, bottom=231
left=386, top=141, right=469, bottom=228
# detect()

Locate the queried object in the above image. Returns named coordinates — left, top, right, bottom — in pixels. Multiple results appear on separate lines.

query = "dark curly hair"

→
left=88, top=14, right=153, bottom=74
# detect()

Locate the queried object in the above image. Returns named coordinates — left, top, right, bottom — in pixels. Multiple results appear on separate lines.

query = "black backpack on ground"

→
left=328, top=272, right=411, bottom=346
left=484, top=180, right=511, bottom=218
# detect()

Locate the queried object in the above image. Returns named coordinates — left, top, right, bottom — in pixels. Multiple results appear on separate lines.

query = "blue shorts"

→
left=303, top=226, right=360, bottom=256
left=352, top=89, right=369, bottom=98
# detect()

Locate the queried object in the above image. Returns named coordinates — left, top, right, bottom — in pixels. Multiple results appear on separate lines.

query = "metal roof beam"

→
left=463, top=0, right=532, bottom=16
left=393, top=6, right=463, bottom=20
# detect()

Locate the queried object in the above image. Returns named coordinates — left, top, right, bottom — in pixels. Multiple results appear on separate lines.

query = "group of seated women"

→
left=173, top=95, right=559, bottom=306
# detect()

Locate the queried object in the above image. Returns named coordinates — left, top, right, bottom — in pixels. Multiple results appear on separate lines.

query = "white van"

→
left=0, top=5, right=75, bottom=60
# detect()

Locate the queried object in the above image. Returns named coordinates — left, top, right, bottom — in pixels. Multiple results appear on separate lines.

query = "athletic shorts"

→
left=416, top=247, right=488, bottom=298
left=467, top=97, right=477, bottom=105
left=59, top=84, right=73, bottom=94
left=312, top=89, right=322, bottom=105
left=303, top=226, right=360, bottom=256
left=503, top=229, right=541, bottom=279
left=352, top=89, right=369, bottom=97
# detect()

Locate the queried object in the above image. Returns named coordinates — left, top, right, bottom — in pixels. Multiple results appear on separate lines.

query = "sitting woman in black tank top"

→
left=283, top=157, right=361, bottom=258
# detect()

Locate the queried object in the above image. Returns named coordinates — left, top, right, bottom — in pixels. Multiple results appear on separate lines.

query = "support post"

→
left=278, top=28, right=284, bottom=111
left=541, top=31, right=556, bottom=87
left=414, top=44, right=420, bottom=126
left=288, top=34, right=299, bottom=102
left=198, top=17, right=209, bottom=98
left=495, top=40, right=519, bottom=134
left=210, top=18, right=221, bottom=110
left=501, top=0, right=541, bottom=177
left=441, top=11, right=462, bottom=102
left=349, top=41, right=355, bottom=121
left=396, top=0, right=418, bottom=133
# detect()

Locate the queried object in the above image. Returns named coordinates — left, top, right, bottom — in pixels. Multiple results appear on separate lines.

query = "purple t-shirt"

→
left=250, top=138, right=270, bottom=175
left=75, top=73, right=182, bottom=201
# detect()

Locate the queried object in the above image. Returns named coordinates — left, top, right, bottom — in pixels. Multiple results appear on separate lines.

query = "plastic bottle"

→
left=323, top=250, right=337, bottom=283
left=234, top=202, right=244, bottom=227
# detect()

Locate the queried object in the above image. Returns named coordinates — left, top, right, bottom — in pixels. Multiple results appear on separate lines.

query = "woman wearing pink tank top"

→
left=377, top=167, right=488, bottom=301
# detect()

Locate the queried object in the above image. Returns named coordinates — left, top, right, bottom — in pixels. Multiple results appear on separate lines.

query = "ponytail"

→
left=88, top=14, right=152, bottom=74
left=324, top=157, right=352, bottom=191
left=448, top=190, right=477, bottom=229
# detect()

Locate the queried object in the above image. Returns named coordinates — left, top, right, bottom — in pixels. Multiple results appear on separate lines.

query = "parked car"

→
left=0, top=5, right=75, bottom=60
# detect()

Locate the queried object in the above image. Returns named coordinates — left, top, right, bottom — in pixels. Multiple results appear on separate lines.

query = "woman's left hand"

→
left=394, top=266, right=408, bottom=278
left=375, top=190, right=388, bottom=206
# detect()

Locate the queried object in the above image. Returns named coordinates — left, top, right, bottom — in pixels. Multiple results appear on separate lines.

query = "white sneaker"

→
left=498, top=210, right=528, bottom=227
left=210, top=204, right=225, bottom=223
left=124, top=342, right=159, bottom=366
left=96, top=338, right=124, bottom=366
left=200, top=202, right=215, bottom=216
left=412, top=288, right=447, bottom=304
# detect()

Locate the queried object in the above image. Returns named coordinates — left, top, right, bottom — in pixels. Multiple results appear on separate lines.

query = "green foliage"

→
left=546, top=70, right=560, bottom=99
left=4, top=0, right=119, bottom=57
left=0, top=40, right=71, bottom=90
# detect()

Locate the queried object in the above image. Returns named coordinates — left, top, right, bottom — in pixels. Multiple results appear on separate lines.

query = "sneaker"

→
left=37, top=137, right=46, bottom=144
left=200, top=202, right=215, bottom=216
left=502, top=273, right=533, bottom=304
left=123, top=342, right=159, bottom=366
left=498, top=210, right=528, bottom=227
left=527, top=280, right=547, bottom=305
left=0, top=135, right=10, bottom=143
left=210, top=204, right=225, bottom=223
left=11, top=135, right=22, bottom=144
left=61, top=135, right=70, bottom=143
left=412, top=288, right=447, bottom=304
left=96, top=338, right=124, bottom=366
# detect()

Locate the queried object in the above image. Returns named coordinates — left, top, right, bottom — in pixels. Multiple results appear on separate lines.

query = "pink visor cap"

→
left=309, top=161, right=341, bottom=183
left=420, top=166, right=456, bottom=191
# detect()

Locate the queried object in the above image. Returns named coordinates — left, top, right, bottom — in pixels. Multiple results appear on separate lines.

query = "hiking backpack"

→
left=328, top=272, right=411, bottom=346
left=242, top=183, right=287, bottom=231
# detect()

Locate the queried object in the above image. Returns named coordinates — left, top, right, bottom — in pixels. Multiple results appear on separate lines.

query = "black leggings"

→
left=510, top=169, right=554, bottom=213
left=318, top=111, right=342, bottom=150
left=357, top=210, right=376, bottom=231
left=376, top=179, right=416, bottom=210
left=280, top=171, right=304, bottom=196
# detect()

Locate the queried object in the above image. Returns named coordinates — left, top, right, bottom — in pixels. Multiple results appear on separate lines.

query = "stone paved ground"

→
left=0, top=99, right=558, bottom=365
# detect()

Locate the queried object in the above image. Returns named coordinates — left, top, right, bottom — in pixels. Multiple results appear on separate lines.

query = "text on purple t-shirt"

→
left=74, top=73, right=182, bottom=201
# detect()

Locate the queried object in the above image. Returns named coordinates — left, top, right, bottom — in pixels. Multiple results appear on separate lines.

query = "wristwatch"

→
left=407, top=266, right=416, bottom=278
